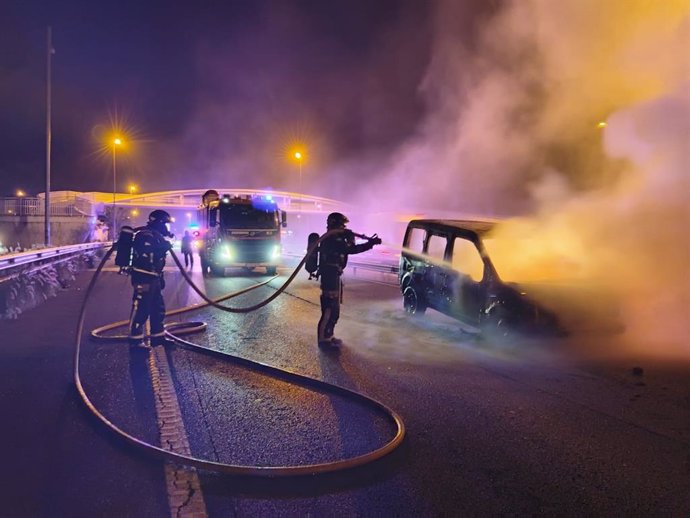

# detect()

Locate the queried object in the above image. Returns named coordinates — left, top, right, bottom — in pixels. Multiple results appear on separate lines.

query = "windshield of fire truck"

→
left=219, top=204, right=278, bottom=229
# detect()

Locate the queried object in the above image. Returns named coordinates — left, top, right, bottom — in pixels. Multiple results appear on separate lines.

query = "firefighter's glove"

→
left=368, top=234, right=382, bottom=246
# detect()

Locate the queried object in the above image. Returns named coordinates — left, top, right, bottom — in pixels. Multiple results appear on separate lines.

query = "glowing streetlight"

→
left=597, top=121, right=607, bottom=129
left=293, top=150, right=304, bottom=213
left=129, top=184, right=137, bottom=194
left=16, top=189, right=26, bottom=197
left=111, top=136, right=123, bottom=234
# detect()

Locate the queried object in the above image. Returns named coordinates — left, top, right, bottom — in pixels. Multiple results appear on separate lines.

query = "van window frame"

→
left=403, top=225, right=426, bottom=255
left=448, top=233, right=487, bottom=282
left=423, top=230, right=451, bottom=262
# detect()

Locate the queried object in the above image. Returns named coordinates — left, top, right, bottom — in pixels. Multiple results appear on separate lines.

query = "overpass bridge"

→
left=1, top=189, right=350, bottom=217
left=105, top=189, right=349, bottom=215
left=0, top=189, right=352, bottom=248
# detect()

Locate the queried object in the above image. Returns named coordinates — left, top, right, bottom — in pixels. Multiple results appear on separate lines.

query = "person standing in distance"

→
left=181, top=230, right=194, bottom=270
left=128, top=209, right=174, bottom=349
left=317, top=212, right=381, bottom=348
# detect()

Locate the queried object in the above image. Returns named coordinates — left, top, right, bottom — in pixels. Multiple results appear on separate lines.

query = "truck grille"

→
left=232, top=240, right=274, bottom=263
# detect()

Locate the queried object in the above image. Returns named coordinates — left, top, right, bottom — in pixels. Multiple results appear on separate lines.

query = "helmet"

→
left=327, top=212, right=349, bottom=229
left=147, top=209, right=173, bottom=237
left=148, top=209, right=172, bottom=225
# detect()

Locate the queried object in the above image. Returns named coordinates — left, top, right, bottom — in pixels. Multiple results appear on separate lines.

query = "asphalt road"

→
left=1, top=257, right=688, bottom=517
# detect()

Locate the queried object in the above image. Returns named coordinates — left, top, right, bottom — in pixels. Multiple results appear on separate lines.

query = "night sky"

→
left=2, top=1, right=685, bottom=219
left=1, top=0, right=447, bottom=198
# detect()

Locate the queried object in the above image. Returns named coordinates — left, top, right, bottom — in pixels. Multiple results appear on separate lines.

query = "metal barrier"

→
left=349, top=258, right=400, bottom=275
left=283, top=252, right=400, bottom=276
left=0, top=242, right=110, bottom=277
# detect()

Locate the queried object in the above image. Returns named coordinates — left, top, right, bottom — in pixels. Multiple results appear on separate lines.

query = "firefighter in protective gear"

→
left=317, top=212, right=381, bottom=348
left=128, top=209, right=174, bottom=348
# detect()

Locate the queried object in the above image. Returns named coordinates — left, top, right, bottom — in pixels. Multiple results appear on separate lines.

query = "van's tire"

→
left=400, top=272, right=412, bottom=294
left=403, top=286, right=426, bottom=316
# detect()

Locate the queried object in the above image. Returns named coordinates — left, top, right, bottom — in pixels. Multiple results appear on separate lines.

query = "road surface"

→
left=1, top=257, right=688, bottom=516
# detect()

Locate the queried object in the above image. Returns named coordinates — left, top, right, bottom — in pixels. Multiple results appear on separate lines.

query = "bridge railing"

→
left=0, top=197, right=94, bottom=217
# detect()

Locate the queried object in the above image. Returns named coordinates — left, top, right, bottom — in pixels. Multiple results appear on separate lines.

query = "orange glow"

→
left=16, top=189, right=25, bottom=197
left=294, top=151, right=302, bottom=160
left=113, top=137, right=123, bottom=146
left=597, top=121, right=607, bottom=128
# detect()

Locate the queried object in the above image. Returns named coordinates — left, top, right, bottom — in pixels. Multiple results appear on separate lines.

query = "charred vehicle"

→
left=399, top=219, right=621, bottom=336
left=197, top=190, right=287, bottom=276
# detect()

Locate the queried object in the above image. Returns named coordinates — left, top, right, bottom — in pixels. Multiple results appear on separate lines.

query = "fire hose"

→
left=75, top=230, right=405, bottom=477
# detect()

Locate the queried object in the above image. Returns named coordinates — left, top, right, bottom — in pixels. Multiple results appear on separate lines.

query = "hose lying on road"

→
left=75, top=231, right=405, bottom=477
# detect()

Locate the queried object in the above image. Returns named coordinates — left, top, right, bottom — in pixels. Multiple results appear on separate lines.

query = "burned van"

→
left=399, top=219, right=563, bottom=336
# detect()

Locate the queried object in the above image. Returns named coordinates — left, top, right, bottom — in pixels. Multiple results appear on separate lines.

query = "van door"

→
left=425, top=232, right=451, bottom=312
left=448, top=236, right=486, bottom=324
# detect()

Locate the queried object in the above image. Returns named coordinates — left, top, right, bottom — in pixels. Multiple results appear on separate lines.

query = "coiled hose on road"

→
left=75, top=230, right=405, bottom=477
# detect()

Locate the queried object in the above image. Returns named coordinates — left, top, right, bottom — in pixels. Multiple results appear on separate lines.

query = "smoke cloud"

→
left=354, top=1, right=689, bottom=357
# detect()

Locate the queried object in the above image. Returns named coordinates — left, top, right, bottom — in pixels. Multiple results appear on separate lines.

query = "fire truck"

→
left=197, top=189, right=287, bottom=276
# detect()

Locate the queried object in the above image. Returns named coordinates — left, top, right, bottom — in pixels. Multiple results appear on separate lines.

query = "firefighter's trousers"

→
left=318, top=272, right=343, bottom=342
left=128, top=279, right=166, bottom=346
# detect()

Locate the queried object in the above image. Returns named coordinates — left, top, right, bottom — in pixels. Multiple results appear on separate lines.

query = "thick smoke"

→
left=144, top=1, right=431, bottom=195
left=355, top=1, right=689, bottom=357
left=358, top=1, right=688, bottom=213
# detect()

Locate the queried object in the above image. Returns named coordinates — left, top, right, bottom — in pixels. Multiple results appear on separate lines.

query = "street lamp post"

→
left=294, top=151, right=303, bottom=213
left=112, top=137, right=122, bottom=235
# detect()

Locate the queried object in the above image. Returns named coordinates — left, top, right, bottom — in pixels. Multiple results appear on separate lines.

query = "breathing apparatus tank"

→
left=305, top=232, right=320, bottom=280
left=114, top=225, right=135, bottom=270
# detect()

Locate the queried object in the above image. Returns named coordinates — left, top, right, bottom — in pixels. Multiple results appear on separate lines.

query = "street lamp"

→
left=112, top=137, right=123, bottom=234
left=16, top=189, right=26, bottom=197
left=129, top=184, right=137, bottom=195
left=294, top=151, right=303, bottom=214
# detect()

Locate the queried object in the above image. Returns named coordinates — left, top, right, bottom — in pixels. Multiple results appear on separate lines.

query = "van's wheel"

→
left=403, top=286, right=426, bottom=315
left=266, top=266, right=277, bottom=275
left=400, top=273, right=412, bottom=294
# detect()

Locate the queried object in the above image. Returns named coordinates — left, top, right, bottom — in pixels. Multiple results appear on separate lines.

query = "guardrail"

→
left=283, top=251, right=400, bottom=276
left=348, top=258, right=400, bottom=275
left=0, top=242, right=111, bottom=275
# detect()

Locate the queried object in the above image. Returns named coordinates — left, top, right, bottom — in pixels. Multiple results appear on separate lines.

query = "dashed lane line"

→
left=148, top=344, right=209, bottom=518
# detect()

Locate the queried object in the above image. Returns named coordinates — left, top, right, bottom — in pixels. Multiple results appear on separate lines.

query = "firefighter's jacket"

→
left=318, top=229, right=374, bottom=280
left=130, top=225, right=170, bottom=286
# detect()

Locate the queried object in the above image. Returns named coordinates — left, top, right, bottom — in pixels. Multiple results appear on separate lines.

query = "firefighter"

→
left=127, top=209, right=174, bottom=349
left=317, top=212, right=381, bottom=348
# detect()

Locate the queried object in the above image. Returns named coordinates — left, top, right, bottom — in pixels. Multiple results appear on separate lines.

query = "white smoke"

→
left=355, top=1, right=689, bottom=357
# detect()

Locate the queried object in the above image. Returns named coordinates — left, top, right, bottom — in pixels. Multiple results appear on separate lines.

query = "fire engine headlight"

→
left=218, top=244, right=235, bottom=261
left=271, top=244, right=281, bottom=259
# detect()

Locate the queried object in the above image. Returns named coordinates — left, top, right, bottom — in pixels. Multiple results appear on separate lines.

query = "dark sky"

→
left=0, top=0, right=438, bottom=197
